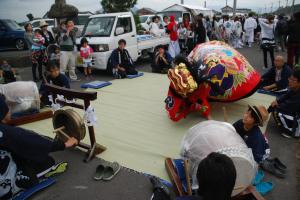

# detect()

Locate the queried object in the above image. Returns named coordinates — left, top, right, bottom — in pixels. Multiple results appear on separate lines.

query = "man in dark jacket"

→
left=287, top=12, right=300, bottom=67
left=275, top=14, right=288, bottom=52
left=195, top=14, right=206, bottom=45
left=151, top=45, right=173, bottom=73
left=260, top=55, right=292, bottom=94
left=109, top=39, right=138, bottom=79
left=268, top=69, right=300, bottom=138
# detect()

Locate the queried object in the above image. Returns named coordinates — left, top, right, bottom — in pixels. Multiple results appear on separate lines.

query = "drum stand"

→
left=45, top=84, right=106, bottom=162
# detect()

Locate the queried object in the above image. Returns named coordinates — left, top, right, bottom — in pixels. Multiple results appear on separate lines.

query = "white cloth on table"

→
left=0, top=81, right=40, bottom=114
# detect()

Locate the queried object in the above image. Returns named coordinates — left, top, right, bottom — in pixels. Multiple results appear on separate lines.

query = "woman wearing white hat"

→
left=40, top=20, right=55, bottom=48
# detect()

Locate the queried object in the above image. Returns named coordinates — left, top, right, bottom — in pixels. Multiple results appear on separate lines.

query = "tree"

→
left=101, top=0, right=137, bottom=13
left=133, top=12, right=143, bottom=32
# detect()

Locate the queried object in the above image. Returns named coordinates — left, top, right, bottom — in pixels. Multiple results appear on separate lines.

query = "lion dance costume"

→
left=165, top=41, right=261, bottom=122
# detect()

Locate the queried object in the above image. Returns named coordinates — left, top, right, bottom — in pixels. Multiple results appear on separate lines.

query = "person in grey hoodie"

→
left=58, top=20, right=79, bottom=81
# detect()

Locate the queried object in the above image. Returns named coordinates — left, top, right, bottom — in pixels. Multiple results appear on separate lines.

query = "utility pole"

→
left=286, top=0, right=289, bottom=7
left=279, top=0, right=281, bottom=8
left=181, top=0, right=184, bottom=4
left=271, top=2, right=273, bottom=12
left=233, top=0, right=237, bottom=17
left=265, top=5, right=267, bottom=13
left=204, top=1, right=207, bottom=8
left=291, top=0, right=295, bottom=14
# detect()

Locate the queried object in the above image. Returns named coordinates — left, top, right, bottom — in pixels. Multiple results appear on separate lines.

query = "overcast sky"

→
left=0, top=0, right=299, bottom=22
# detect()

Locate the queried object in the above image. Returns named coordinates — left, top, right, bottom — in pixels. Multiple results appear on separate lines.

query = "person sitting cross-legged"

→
left=260, top=55, right=292, bottom=95
left=151, top=45, right=173, bottom=74
left=268, top=69, right=300, bottom=138
left=0, top=60, right=16, bottom=83
left=39, top=61, right=70, bottom=106
left=109, top=39, right=138, bottom=79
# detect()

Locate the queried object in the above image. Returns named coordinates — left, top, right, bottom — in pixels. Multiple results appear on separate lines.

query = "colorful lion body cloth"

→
left=165, top=41, right=261, bottom=122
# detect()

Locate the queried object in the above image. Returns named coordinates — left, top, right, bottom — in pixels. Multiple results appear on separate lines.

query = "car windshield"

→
left=47, top=20, right=55, bottom=26
left=77, top=15, right=90, bottom=25
left=4, top=20, right=22, bottom=30
left=139, top=16, right=148, bottom=23
left=82, top=16, right=115, bottom=37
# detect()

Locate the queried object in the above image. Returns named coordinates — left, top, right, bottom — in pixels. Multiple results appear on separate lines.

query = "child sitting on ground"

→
left=50, top=46, right=60, bottom=64
left=0, top=60, right=16, bottom=83
left=80, top=37, right=93, bottom=79
left=39, top=62, right=70, bottom=106
left=233, top=105, right=270, bottom=164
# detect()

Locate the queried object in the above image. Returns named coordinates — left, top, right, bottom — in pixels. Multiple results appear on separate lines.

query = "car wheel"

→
left=15, top=39, right=26, bottom=50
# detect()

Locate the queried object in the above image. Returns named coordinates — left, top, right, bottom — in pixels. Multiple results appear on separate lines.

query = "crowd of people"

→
left=146, top=12, right=300, bottom=73
left=0, top=10, right=300, bottom=200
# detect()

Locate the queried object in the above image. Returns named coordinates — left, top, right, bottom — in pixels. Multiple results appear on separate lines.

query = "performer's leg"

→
left=270, top=48, right=275, bottom=67
left=263, top=48, right=268, bottom=68
left=272, top=109, right=294, bottom=136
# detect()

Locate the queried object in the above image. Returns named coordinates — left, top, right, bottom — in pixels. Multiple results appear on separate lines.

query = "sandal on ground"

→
left=252, top=170, right=264, bottom=185
left=261, top=160, right=285, bottom=179
left=102, top=162, right=121, bottom=181
left=255, top=182, right=274, bottom=196
left=94, top=164, right=105, bottom=181
left=266, top=157, right=287, bottom=173
left=44, top=162, right=68, bottom=178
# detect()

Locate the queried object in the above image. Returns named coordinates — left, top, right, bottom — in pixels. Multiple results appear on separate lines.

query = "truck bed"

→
left=137, top=34, right=170, bottom=51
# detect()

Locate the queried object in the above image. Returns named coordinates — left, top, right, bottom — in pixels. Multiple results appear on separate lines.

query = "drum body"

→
left=0, top=81, right=40, bottom=114
left=180, top=120, right=257, bottom=196
left=53, top=109, right=86, bottom=141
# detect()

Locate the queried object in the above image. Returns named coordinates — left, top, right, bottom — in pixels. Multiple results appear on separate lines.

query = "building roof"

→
left=137, top=7, right=157, bottom=13
left=221, top=5, right=233, bottom=10
left=163, top=4, right=212, bottom=12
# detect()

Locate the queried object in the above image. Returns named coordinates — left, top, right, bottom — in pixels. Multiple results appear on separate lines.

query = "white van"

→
left=76, top=12, right=170, bottom=70
left=30, top=18, right=55, bottom=35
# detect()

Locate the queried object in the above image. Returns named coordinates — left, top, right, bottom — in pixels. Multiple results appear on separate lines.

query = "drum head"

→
left=53, top=109, right=86, bottom=141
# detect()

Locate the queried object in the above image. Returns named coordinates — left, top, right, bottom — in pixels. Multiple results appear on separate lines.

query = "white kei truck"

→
left=76, top=12, right=171, bottom=70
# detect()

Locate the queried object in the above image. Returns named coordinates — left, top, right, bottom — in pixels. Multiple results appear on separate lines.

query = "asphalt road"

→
left=0, top=44, right=298, bottom=200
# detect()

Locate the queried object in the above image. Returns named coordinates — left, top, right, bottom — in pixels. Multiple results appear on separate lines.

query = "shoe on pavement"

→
left=281, top=132, right=292, bottom=138
left=70, top=78, right=81, bottom=82
left=260, top=159, right=285, bottom=179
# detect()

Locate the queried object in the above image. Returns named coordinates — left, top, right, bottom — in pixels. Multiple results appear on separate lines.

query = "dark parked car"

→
left=0, top=19, right=26, bottom=50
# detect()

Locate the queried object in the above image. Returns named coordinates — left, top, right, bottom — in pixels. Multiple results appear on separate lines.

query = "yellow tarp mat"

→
left=20, top=73, right=275, bottom=180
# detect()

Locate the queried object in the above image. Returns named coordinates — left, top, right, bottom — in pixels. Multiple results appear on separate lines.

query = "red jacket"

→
left=167, top=16, right=178, bottom=41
